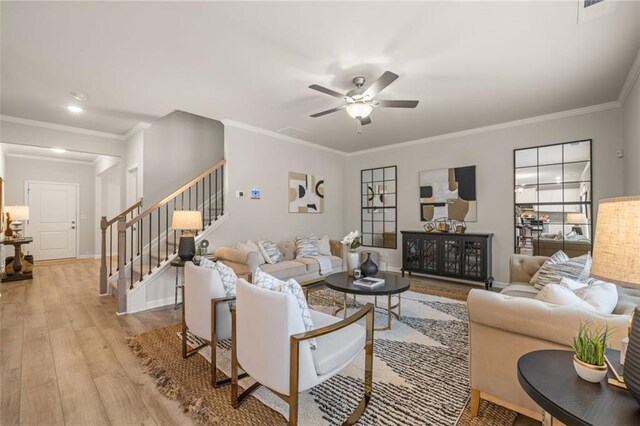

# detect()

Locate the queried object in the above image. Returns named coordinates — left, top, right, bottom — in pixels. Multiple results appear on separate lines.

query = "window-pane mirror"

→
left=514, top=140, right=592, bottom=257
left=361, top=166, right=397, bottom=249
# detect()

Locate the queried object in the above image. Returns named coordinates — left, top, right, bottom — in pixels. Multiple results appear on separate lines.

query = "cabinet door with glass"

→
left=514, top=140, right=592, bottom=258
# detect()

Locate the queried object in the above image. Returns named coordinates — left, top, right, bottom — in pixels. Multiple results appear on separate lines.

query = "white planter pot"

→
left=346, top=252, right=359, bottom=276
left=573, top=356, right=608, bottom=383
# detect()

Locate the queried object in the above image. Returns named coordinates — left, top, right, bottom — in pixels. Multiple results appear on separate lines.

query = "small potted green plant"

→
left=571, top=321, right=611, bottom=383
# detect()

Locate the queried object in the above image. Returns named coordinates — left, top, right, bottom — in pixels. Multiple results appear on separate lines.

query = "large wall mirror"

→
left=361, top=166, right=397, bottom=249
left=514, top=140, right=592, bottom=257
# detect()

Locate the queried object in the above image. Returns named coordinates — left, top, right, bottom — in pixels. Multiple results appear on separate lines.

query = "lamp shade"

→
left=567, top=213, right=587, bottom=224
left=171, top=210, right=202, bottom=230
left=591, top=196, right=640, bottom=288
left=5, top=205, right=30, bottom=221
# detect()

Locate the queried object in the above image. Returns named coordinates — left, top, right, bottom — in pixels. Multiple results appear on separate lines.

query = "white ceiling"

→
left=2, top=143, right=100, bottom=163
left=1, top=1, right=639, bottom=153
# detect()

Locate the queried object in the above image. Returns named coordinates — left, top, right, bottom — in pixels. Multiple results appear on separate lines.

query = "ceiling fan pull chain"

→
left=357, top=120, right=362, bottom=135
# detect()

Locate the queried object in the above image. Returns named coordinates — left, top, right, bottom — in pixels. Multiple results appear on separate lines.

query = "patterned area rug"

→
left=128, top=286, right=517, bottom=425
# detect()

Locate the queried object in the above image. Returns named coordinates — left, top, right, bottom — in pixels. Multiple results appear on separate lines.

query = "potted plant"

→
left=571, top=321, right=611, bottom=383
left=341, top=231, right=361, bottom=276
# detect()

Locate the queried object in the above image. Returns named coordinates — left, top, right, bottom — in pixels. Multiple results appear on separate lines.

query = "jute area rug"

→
left=127, top=285, right=517, bottom=425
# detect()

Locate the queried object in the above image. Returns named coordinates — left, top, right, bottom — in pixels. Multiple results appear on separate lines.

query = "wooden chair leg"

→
left=470, top=388, right=481, bottom=417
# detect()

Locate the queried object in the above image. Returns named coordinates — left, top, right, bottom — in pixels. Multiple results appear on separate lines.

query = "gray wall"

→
left=143, top=111, right=224, bottom=206
left=212, top=125, right=346, bottom=248
left=346, top=108, right=625, bottom=284
left=5, top=156, right=96, bottom=257
left=623, top=74, right=640, bottom=196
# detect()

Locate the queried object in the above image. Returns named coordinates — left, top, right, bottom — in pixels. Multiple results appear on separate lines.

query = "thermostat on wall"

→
left=250, top=189, right=261, bottom=199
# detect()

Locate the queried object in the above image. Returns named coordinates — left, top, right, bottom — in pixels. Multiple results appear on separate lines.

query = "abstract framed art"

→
left=288, top=172, right=324, bottom=213
left=419, top=165, right=477, bottom=222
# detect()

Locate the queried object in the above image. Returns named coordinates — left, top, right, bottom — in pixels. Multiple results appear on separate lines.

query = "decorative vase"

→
left=360, top=253, right=378, bottom=277
left=624, top=307, right=640, bottom=405
left=346, top=251, right=359, bottom=276
left=573, top=355, right=608, bottom=383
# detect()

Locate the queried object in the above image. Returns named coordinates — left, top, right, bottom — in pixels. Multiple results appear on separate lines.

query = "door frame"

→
left=24, top=180, right=81, bottom=260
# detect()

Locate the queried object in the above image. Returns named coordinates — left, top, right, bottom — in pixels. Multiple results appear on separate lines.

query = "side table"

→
left=1, top=237, right=34, bottom=282
left=517, top=349, right=640, bottom=425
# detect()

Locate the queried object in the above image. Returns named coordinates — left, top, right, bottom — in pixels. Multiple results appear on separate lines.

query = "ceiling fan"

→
left=308, top=71, right=419, bottom=134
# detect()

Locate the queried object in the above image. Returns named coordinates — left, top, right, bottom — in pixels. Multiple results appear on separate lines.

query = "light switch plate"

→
left=235, top=190, right=244, bottom=198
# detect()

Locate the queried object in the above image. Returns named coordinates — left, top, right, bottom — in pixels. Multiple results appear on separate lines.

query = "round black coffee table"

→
left=324, top=272, right=410, bottom=330
left=517, top=350, right=640, bottom=426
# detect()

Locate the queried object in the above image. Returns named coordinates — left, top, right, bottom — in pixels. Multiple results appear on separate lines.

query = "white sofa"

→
left=468, top=254, right=640, bottom=420
left=214, top=239, right=344, bottom=283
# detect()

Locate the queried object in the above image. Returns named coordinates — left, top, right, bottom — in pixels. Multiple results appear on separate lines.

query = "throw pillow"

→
left=534, top=253, right=591, bottom=290
left=534, top=284, right=596, bottom=311
left=574, top=280, right=618, bottom=314
left=257, top=239, right=283, bottom=264
left=199, top=256, right=216, bottom=269
left=530, top=251, right=569, bottom=285
left=295, top=235, right=320, bottom=258
left=253, top=268, right=317, bottom=349
left=558, top=277, right=588, bottom=291
left=237, top=241, right=266, bottom=265
left=317, top=235, right=332, bottom=256
left=215, top=261, right=238, bottom=297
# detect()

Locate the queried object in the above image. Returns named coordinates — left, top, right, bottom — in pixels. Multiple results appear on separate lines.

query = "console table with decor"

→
left=401, top=231, right=493, bottom=289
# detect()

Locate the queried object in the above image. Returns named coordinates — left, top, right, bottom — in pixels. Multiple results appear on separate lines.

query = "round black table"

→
left=517, top=350, right=640, bottom=426
left=324, top=272, right=410, bottom=330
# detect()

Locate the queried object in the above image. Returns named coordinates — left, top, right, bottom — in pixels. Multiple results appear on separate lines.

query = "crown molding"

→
left=221, top=119, right=347, bottom=156
left=346, top=101, right=622, bottom=157
left=0, top=115, right=126, bottom=140
left=122, top=121, right=151, bottom=140
left=5, top=152, right=95, bottom=165
left=618, top=48, right=640, bottom=106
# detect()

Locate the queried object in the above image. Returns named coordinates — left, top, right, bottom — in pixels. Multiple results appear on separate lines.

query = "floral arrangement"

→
left=341, top=231, right=362, bottom=252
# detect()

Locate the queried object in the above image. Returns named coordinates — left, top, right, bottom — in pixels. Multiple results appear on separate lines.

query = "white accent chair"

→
left=182, top=262, right=246, bottom=387
left=230, top=279, right=374, bottom=426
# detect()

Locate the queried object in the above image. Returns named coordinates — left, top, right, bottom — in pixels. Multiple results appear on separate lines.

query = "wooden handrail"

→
left=102, top=198, right=144, bottom=229
left=127, top=158, right=225, bottom=227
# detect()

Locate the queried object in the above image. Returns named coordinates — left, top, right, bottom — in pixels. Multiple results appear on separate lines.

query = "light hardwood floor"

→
left=0, top=259, right=191, bottom=426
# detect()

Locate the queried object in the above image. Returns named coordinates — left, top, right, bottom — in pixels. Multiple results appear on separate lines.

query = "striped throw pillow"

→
left=534, top=253, right=592, bottom=290
left=530, top=251, right=569, bottom=285
left=257, top=239, right=283, bottom=264
left=295, top=235, right=320, bottom=259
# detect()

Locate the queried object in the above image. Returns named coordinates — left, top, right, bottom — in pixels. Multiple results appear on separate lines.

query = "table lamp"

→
left=567, top=212, right=587, bottom=235
left=171, top=210, right=202, bottom=261
left=591, top=196, right=640, bottom=405
left=4, top=206, right=30, bottom=239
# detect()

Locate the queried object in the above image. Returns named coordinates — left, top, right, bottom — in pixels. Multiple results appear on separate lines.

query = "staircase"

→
left=99, top=159, right=226, bottom=314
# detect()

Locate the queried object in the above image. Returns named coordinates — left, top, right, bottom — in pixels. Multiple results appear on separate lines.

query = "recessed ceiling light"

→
left=51, top=148, right=67, bottom=154
left=67, top=105, right=83, bottom=113
left=71, top=91, right=88, bottom=101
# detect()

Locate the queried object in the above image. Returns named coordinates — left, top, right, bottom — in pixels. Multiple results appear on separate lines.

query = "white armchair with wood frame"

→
left=182, top=262, right=247, bottom=387
left=230, top=279, right=374, bottom=426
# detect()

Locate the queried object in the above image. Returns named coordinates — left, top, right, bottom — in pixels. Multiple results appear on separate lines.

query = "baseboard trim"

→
left=77, top=254, right=96, bottom=259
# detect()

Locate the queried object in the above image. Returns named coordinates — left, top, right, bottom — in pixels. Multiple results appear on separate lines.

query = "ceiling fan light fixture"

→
left=346, top=102, right=373, bottom=119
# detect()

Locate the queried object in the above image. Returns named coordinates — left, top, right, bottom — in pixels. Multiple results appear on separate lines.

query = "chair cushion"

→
left=259, top=261, right=307, bottom=280
left=296, top=256, right=343, bottom=273
left=500, top=283, right=539, bottom=299
left=309, top=310, right=365, bottom=376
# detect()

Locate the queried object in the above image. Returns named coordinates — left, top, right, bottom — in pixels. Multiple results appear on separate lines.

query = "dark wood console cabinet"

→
left=401, top=231, right=493, bottom=289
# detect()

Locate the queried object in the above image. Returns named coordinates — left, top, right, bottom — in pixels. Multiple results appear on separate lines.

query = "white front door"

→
left=26, top=182, right=78, bottom=261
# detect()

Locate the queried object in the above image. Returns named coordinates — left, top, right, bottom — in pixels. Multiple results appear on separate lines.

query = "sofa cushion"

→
left=535, top=284, right=596, bottom=311
left=296, top=256, right=343, bottom=273
left=500, top=283, right=539, bottom=299
left=295, top=235, right=320, bottom=258
left=530, top=251, right=569, bottom=286
left=258, top=239, right=283, bottom=264
left=237, top=241, right=266, bottom=265
left=574, top=281, right=618, bottom=314
left=278, top=240, right=296, bottom=261
left=616, top=286, right=640, bottom=315
left=317, top=235, right=332, bottom=256
left=310, top=310, right=365, bottom=376
left=259, top=260, right=307, bottom=280
left=534, top=253, right=591, bottom=290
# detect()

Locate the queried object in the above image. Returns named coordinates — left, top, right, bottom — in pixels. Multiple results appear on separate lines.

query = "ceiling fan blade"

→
left=309, top=84, right=347, bottom=99
left=375, top=100, right=419, bottom=108
left=310, top=105, right=346, bottom=118
left=359, top=116, right=372, bottom=125
left=363, top=71, right=399, bottom=99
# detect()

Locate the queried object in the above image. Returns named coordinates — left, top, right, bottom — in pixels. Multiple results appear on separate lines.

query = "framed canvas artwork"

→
left=288, top=172, right=324, bottom=213
left=419, top=165, right=477, bottom=222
